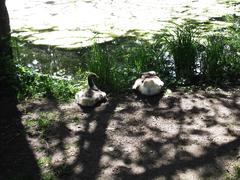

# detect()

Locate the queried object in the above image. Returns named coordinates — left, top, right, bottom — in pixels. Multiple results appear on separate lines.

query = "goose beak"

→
left=90, top=72, right=99, bottom=79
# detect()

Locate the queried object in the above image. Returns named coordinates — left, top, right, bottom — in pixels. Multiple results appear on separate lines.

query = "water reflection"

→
left=7, top=0, right=240, bottom=48
left=13, top=39, right=88, bottom=77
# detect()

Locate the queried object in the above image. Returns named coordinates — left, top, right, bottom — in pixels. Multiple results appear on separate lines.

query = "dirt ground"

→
left=2, top=87, right=240, bottom=180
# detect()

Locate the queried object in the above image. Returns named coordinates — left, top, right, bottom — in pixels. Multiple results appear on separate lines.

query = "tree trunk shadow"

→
left=67, top=100, right=118, bottom=179
left=0, top=1, right=41, bottom=178
left=0, top=95, right=41, bottom=179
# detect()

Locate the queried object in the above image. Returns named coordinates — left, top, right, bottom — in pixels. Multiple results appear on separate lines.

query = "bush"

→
left=16, top=65, right=83, bottom=101
left=202, top=34, right=240, bottom=83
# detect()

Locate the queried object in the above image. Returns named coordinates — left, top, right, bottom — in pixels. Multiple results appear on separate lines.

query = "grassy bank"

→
left=88, top=21, right=240, bottom=91
left=12, top=19, right=240, bottom=101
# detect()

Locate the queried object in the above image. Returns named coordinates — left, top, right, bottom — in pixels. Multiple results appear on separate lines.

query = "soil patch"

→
left=5, top=87, right=240, bottom=179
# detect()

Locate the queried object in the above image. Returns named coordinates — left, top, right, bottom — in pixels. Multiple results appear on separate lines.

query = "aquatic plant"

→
left=166, top=22, right=199, bottom=84
left=12, top=18, right=240, bottom=101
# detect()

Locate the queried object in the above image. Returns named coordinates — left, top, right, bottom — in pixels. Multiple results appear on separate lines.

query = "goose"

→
left=75, top=73, right=107, bottom=107
left=132, top=71, right=164, bottom=96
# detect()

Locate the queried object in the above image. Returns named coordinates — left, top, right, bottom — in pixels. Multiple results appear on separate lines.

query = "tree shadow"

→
left=16, top=89, right=240, bottom=179
left=134, top=90, right=165, bottom=107
left=0, top=1, right=41, bottom=178
left=29, top=97, right=119, bottom=179
left=69, top=100, right=118, bottom=179
left=114, top=90, right=240, bottom=180
left=117, top=137, right=240, bottom=180
left=0, top=95, right=41, bottom=179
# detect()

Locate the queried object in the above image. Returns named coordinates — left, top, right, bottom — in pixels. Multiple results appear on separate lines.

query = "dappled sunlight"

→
left=7, top=0, right=240, bottom=48
left=3, top=0, right=240, bottom=179
left=19, top=88, right=240, bottom=179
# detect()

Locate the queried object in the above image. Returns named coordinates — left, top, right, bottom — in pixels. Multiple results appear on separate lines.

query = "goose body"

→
left=132, top=71, right=164, bottom=96
left=75, top=73, right=106, bottom=107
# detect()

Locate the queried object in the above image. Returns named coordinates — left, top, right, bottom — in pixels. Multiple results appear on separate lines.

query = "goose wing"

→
left=152, top=76, right=164, bottom=86
left=132, top=78, right=143, bottom=90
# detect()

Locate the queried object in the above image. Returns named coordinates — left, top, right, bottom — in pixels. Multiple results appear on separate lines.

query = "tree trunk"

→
left=0, top=0, right=14, bottom=95
left=0, top=0, right=11, bottom=57
left=0, top=1, right=41, bottom=179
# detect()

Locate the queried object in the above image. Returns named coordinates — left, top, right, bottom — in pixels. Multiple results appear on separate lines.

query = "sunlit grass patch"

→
left=225, top=164, right=240, bottom=180
left=24, top=112, right=57, bottom=137
left=37, top=113, right=54, bottom=131
left=41, top=171, right=56, bottom=180
left=37, top=156, right=56, bottom=180
left=37, top=156, right=51, bottom=168
left=40, top=162, right=73, bottom=180
left=72, top=116, right=80, bottom=123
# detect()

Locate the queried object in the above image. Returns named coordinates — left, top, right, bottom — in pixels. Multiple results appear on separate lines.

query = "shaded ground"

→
left=0, top=94, right=41, bottom=180
left=5, top=87, right=240, bottom=179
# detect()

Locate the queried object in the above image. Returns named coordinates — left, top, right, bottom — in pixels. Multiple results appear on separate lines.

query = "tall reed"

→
left=166, top=23, right=199, bottom=84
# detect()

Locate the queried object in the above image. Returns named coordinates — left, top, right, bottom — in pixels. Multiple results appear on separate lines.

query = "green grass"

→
left=41, top=163, right=72, bottom=180
left=87, top=20, right=239, bottom=90
left=72, top=116, right=80, bottom=122
left=202, top=34, right=240, bottom=83
left=166, top=22, right=199, bottom=84
left=42, top=171, right=56, bottom=180
left=202, top=35, right=226, bottom=81
left=11, top=17, right=240, bottom=100
left=16, top=65, right=84, bottom=101
left=37, top=156, right=51, bottom=168
left=225, top=164, right=240, bottom=180
left=88, top=42, right=115, bottom=91
left=24, top=112, right=56, bottom=137
left=88, top=36, right=169, bottom=92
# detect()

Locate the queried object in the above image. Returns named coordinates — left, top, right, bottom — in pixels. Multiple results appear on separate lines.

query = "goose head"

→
left=87, top=73, right=99, bottom=90
left=75, top=73, right=107, bottom=107
left=141, top=71, right=158, bottom=78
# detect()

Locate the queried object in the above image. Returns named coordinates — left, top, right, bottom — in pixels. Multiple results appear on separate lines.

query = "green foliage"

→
left=88, top=41, right=133, bottom=92
left=201, top=14, right=240, bottom=83
left=16, top=65, right=82, bottom=101
left=88, top=37, right=168, bottom=92
left=85, top=21, right=240, bottom=91
left=88, top=43, right=114, bottom=90
left=12, top=17, right=240, bottom=99
left=37, top=156, right=51, bottom=168
left=24, top=112, right=56, bottom=133
left=166, top=23, right=199, bottom=83
left=42, top=171, right=56, bottom=180
left=202, top=34, right=240, bottom=82
left=225, top=164, right=240, bottom=180
left=37, top=113, right=54, bottom=131
left=202, top=35, right=226, bottom=80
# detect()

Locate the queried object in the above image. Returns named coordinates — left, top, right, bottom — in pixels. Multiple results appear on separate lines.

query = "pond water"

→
left=7, top=0, right=240, bottom=48
left=8, top=0, right=240, bottom=81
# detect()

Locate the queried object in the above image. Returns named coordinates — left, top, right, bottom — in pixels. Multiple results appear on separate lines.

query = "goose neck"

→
left=88, top=76, right=98, bottom=90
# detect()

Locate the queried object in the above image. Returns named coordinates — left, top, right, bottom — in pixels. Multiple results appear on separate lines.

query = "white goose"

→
left=75, top=73, right=106, bottom=107
left=132, top=71, right=164, bottom=96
